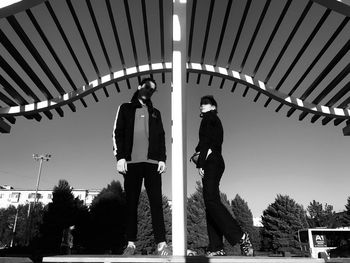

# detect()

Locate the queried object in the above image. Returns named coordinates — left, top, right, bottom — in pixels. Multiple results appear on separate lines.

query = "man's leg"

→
left=124, top=163, right=143, bottom=243
left=143, top=163, right=166, bottom=244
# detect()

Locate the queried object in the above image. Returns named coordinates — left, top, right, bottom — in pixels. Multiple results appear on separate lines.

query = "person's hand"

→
left=198, top=168, right=204, bottom=178
left=117, top=158, right=127, bottom=174
left=157, top=161, right=166, bottom=174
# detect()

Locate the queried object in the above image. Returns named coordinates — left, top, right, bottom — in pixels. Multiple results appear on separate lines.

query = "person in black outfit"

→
left=112, top=78, right=171, bottom=256
left=194, top=95, right=253, bottom=256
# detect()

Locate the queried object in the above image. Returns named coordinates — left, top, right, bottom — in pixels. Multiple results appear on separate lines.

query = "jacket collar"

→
left=131, top=97, right=143, bottom=108
left=130, top=95, right=154, bottom=112
left=201, top=109, right=217, bottom=118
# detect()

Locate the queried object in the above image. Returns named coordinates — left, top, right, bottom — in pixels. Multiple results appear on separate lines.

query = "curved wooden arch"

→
left=187, top=63, right=350, bottom=120
left=1, top=62, right=349, bottom=121
left=0, top=63, right=171, bottom=117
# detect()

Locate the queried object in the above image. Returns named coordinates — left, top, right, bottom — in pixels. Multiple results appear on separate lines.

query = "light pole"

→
left=32, top=153, right=51, bottom=206
left=26, top=153, right=51, bottom=245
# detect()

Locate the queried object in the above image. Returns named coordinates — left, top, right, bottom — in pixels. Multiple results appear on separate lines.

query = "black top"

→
left=113, top=97, right=166, bottom=162
left=195, top=110, right=223, bottom=168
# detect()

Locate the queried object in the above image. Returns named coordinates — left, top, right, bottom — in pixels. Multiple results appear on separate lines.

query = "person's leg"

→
left=203, top=154, right=243, bottom=248
left=205, top=207, right=225, bottom=252
left=143, top=163, right=166, bottom=244
left=202, top=169, right=224, bottom=252
left=123, top=163, right=143, bottom=243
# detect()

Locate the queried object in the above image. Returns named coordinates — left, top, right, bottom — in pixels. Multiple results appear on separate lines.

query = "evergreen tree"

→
left=307, top=200, right=335, bottom=228
left=186, top=181, right=254, bottom=255
left=261, top=194, right=308, bottom=253
left=0, top=204, right=44, bottom=248
left=231, top=194, right=254, bottom=234
left=87, top=180, right=126, bottom=254
left=231, top=194, right=261, bottom=250
left=343, top=196, right=350, bottom=226
left=39, top=180, right=80, bottom=253
left=20, top=203, right=44, bottom=247
left=0, top=206, right=17, bottom=247
left=136, top=190, right=172, bottom=255
left=68, top=197, right=89, bottom=253
left=187, top=181, right=207, bottom=253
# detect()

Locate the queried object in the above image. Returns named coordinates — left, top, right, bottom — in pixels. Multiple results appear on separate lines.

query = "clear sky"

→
left=1, top=75, right=350, bottom=218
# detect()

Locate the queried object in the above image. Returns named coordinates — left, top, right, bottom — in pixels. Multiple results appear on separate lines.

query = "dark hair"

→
left=139, top=77, right=157, bottom=90
left=200, top=95, right=217, bottom=108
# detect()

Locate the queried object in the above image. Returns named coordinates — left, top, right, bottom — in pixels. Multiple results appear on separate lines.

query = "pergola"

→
left=0, top=0, right=349, bottom=134
left=0, top=0, right=349, bottom=256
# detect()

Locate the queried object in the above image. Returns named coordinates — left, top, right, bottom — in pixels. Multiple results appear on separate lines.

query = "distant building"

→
left=0, top=185, right=100, bottom=208
left=0, top=185, right=14, bottom=190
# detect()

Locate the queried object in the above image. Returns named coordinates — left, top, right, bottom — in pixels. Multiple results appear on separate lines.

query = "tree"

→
left=186, top=181, right=252, bottom=255
left=67, top=197, right=89, bottom=253
left=21, top=203, right=44, bottom=247
left=0, top=206, right=17, bottom=247
left=307, top=200, right=335, bottom=228
left=39, top=180, right=81, bottom=253
left=187, top=181, right=207, bottom=253
left=136, top=190, right=172, bottom=255
left=261, top=194, right=308, bottom=253
left=343, top=197, right=350, bottom=227
left=231, top=194, right=254, bottom=234
left=86, top=180, right=126, bottom=254
left=0, top=203, right=44, bottom=249
left=231, top=194, right=261, bottom=251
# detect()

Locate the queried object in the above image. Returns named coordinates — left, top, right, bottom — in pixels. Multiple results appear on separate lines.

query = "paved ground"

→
left=0, top=258, right=32, bottom=263
left=42, top=255, right=326, bottom=263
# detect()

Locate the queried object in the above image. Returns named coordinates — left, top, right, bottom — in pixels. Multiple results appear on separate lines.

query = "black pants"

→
left=202, top=153, right=243, bottom=251
left=123, top=162, right=166, bottom=244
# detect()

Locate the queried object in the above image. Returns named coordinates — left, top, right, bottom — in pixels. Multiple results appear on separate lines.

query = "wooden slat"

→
left=264, top=1, right=313, bottom=107
left=253, top=0, right=292, bottom=102
left=65, top=0, right=99, bottom=102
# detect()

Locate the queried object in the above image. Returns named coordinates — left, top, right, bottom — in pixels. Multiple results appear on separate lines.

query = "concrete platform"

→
left=327, top=260, right=350, bottom=263
left=42, top=255, right=326, bottom=263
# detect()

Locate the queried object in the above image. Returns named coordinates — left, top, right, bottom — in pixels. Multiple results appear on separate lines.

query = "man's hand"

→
left=198, top=168, right=204, bottom=178
left=157, top=161, right=166, bottom=174
left=117, top=158, right=128, bottom=174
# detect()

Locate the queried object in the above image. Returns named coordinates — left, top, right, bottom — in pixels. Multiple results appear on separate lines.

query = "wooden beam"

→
left=343, top=121, right=350, bottom=136
left=0, top=118, right=11, bottom=133
left=312, top=0, right=350, bottom=17
left=172, top=0, right=187, bottom=256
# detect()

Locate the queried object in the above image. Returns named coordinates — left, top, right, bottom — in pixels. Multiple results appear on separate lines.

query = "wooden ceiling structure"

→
left=0, top=0, right=349, bottom=134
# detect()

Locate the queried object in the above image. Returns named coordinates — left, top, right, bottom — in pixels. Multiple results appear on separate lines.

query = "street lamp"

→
left=25, top=153, right=51, bottom=245
left=32, top=153, right=51, bottom=206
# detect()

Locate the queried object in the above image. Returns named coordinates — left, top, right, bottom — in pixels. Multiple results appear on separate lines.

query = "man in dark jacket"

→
left=112, top=78, right=170, bottom=256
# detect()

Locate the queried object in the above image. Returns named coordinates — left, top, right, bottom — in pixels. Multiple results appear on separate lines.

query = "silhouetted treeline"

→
left=1, top=179, right=350, bottom=258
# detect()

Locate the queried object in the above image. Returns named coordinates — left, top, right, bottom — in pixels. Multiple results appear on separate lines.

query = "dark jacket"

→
left=195, top=110, right=223, bottom=168
left=113, top=96, right=166, bottom=162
